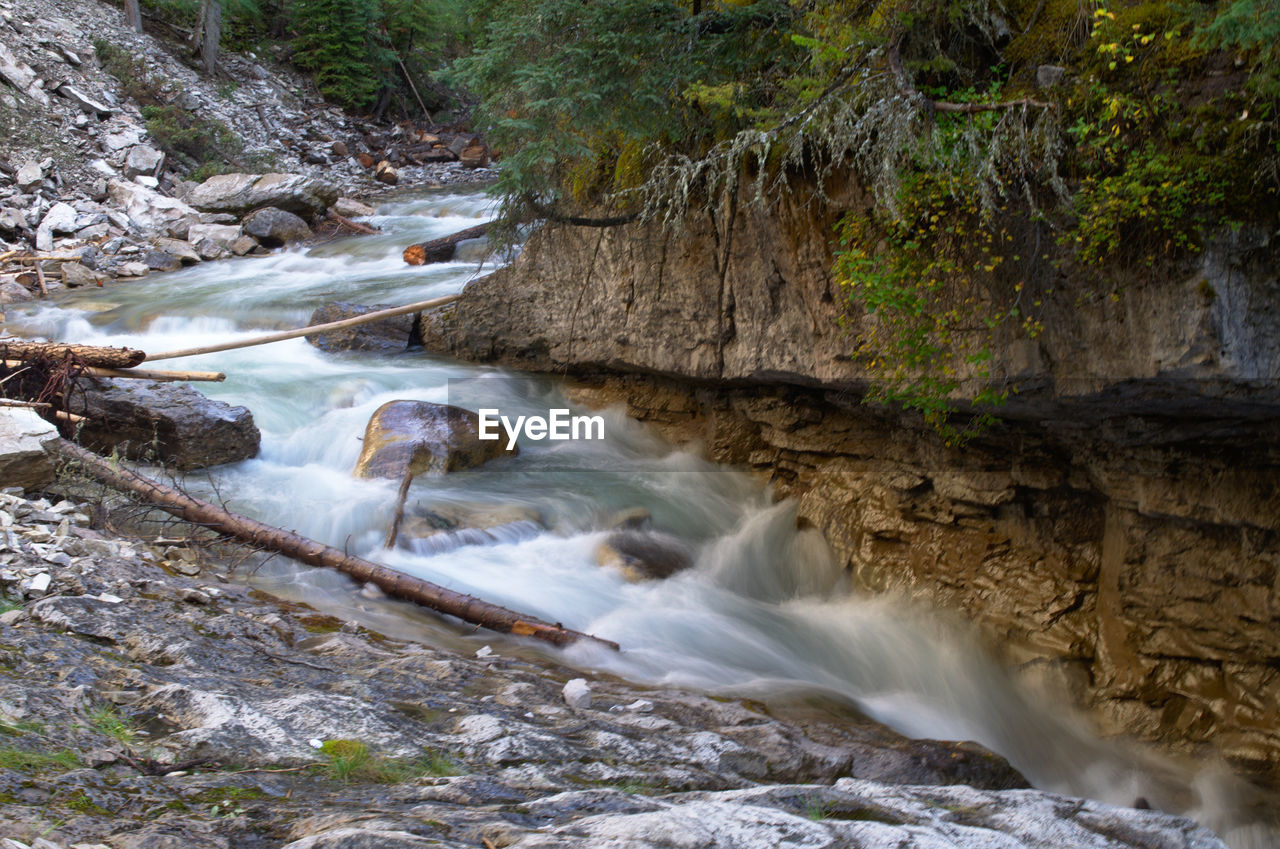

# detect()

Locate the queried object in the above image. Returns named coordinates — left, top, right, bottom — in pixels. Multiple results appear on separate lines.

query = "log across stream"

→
left=5, top=189, right=1268, bottom=846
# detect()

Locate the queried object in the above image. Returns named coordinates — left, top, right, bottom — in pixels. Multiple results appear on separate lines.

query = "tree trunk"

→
left=124, top=0, right=143, bottom=32
left=403, top=223, right=490, bottom=266
left=196, top=0, right=222, bottom=76
left=46, top=439, right=619, bottom=651
left=0, top=341, right=147, bottom=369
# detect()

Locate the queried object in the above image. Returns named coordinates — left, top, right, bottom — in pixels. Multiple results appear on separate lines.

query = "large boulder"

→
left=185, top=173, right=338, bottom=217
left=594, top=529, right=695, bottom=581
left=67, top=379, right=260, bottom=469
left=354, top=400, right=516, bottom=480
left=0, top=408, right=59, bottom=490
left=305, top=302, right=418, bottom=353
left=107, top=180, right=204, bottom=240
left=242, top=206, right=312, bottom=247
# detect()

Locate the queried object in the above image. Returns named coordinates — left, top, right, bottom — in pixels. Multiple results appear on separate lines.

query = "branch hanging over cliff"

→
left=528, top=201, right=639, bottom=228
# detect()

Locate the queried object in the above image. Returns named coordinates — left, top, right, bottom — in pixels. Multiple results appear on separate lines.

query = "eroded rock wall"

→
left=425, top=185, right=1280, bottom=783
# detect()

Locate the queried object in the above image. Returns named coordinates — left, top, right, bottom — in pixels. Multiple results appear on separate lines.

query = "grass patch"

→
left=0, top=746, right=80, bottom=773
left=64, top=790, right=110, bottom=816
left=88, top=704, right=135, bottom=746
left=0, top=717, right=45, bottom=737
left=315, top=740, right=459, bottom=784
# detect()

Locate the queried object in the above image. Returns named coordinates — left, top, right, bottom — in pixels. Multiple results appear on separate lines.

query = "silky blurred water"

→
left=6, top=188, right=1272, bottom=847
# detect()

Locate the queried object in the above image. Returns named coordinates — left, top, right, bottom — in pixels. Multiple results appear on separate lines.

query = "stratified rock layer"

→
left=423, top=182, right=1280, bottom=784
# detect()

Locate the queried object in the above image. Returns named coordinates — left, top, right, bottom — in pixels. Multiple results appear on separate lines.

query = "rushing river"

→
left=6, top=190, right=1272, bottom=847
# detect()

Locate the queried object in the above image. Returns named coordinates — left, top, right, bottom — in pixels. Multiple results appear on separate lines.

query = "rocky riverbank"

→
left=1, top=0, right=492, bottom=302
left=0, top=482, right=1230, bottom=848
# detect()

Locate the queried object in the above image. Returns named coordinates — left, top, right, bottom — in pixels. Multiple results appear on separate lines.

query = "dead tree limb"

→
left=144, top=293, right=462, bottom=361
left=0, top=341, right=147, bottom=369
left=47, top=439, right=619, bottom=651
left=326, top=210, right=380, bottom=235
left=403, top=223, right=490, bottom=265
left=2, top=361, right=224, bottom=382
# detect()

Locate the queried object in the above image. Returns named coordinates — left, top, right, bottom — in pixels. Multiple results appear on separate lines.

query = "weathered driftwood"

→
left=2, top=361, right=225, bottom=382
left=144, top=293, right=462, bottom=361
left=0, top=398, right=86, bottom=423
left=48, top=439, right=619, bottom=651
left=0, top=341, right=147, bottom=369
left=403, top=222, right=489, bottom=266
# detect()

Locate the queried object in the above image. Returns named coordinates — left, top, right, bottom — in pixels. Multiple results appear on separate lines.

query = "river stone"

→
left=331, top=197, right=375, bottom=218
left=144, top=250, right=182, bottom=272
left=185, top=172, right=338, bottom=217
left=186, top=222, right=243, bottom=250
left=242, top=206, right=312, bottom=246
left=594, top=529, right=694, bottom=581
left=66, top=378, right=260, bottom=469
left=305, top=302, right=417, bottom=352
left=353, top=400, right=517, bottom=480
left=0, top=407, right=59, bottom=490
left=0, top=277, right=33, bottom=302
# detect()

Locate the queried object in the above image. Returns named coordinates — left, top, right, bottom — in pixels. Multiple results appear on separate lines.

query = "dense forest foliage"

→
left=128, top=0, right=1279, bottom=438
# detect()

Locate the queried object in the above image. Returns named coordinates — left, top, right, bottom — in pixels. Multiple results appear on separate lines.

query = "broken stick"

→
left=47, top=439, right=619, bottom=652
left=144, top=292, right=462, bottom=361
left=1, top=361, right=225, bottom=382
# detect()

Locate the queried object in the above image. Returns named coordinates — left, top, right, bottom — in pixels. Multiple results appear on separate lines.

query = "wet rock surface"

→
left=428, top=179, right=1280, bottom=787
left=0, top=487, right=1227, bottom=848
left=353, top=400, right=516, bottom=480
left=65, top=378, right=260, bottom=469
left=305, top=302, right=419, bottom=353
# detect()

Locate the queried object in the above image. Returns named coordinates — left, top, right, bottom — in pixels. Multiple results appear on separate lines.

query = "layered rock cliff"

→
left=423, top=184, right=1280, bottom=787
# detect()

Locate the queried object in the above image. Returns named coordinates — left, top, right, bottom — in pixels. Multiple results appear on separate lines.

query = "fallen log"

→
left=47, top=439, right=619, bottom=651
left=403, top=222, right=489, bottom=266
left=2, top=361, right=225, bottom=382
left=0, top=341, right=147, bottom=369
left=144, top=292, right=462, bottom=361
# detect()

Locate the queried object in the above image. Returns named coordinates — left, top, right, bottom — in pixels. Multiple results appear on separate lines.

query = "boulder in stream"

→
left=243, top=206, right=312, bottom=247
left=67, top=378, right=260, bottom=469
left=354, top=400, right=517, bottom=479
left=594, top=528, right=694, bottom=581
left=305, top=302, right=419, bottom=353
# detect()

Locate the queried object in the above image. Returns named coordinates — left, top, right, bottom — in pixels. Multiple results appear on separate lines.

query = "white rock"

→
left=125, top=145, right=165, bottom=180
left=57, top=84, right=111, bottom=117
left=562, top=678, right=591, bottom=710
left=186, top=222, right=243, bottom=250
left=26, top=572, right=51, bottom=594
left=0, top=408, right=59, bottom=490
left=103, top=127, right=143, bottom=152
left=107, top=180, right=203, bottom=240
left=15, top=161, right=44, bottom=191
left=35, top=202, right=77, bottom=252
